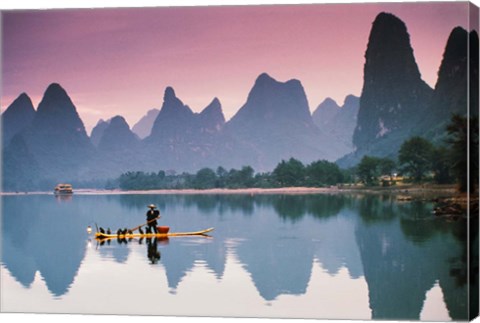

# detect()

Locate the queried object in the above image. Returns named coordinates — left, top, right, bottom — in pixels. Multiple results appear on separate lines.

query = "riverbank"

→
left=337, top=184, right=478, bottom=219
left=73, top=187, right=339, bottom=195
left=338, top=183, right=458, bottom=198
left=432, top=194, right=479, bottom=220
left=3, top=184, right=476, bottom=220
left=0, top=183, right=459, bottom=197
left=0, top=187, right=334, bottom=196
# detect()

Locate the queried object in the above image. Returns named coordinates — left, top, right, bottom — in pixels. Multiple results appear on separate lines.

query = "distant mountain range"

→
left=338, top=13, right=478, bottom=167
left=2, top=12, right=477, bottom=190
left=312, top=95, right=360, bottom=150
left=131, top=108, right=159, bottom=139
left=1, top=93, right=36, bottom=145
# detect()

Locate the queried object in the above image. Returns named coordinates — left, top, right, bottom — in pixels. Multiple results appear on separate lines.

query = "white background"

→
left=0, top=1, right=479, bottom=323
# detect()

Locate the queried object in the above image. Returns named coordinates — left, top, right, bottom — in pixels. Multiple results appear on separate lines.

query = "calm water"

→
left=0, top=192, right=474, bottom=320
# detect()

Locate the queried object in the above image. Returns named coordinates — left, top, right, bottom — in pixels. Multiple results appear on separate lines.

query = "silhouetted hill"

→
left=422, top=27, right=479, bottom=141
left=1, top=93, right=36, bottom=145
left=312, top=97, right=340, bottom=128
left=225, top=73, right=351, bottom=171
left=21, top=83, right=94, bottom=181
left=2, top=134, right=40, bottom=191
left=339, top=13, right=433, bottom=167
left=142, top=87, right=227, bottom=171
left=90, top=119, right=110, bottom=147
left=229, top=73, right=314, bottom=129
left=198, top=97, right=225, bottom=134
left=91, top=116, right=144, bottom=177
left=148, top=87, right=197, bottom=142
left=4, top=12, right=476, bottom=188
left=354, top=12, right=432, bottom=149
left=98, top=116, right=139, bottom=152
left=131, top=108, right=159, bottom=139
left=312, top=95, right=359, bottom=149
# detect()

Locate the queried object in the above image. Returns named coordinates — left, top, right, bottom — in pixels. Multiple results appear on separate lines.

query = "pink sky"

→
left=1, top=1, right=474, bottom=133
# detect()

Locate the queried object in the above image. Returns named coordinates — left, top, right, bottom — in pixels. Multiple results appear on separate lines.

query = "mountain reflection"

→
left=97, top=240, right=131, bottom=263
left=1, top=193, right=473, bottom=320
left=354, top=196, right=469, bottom=320
left=1, top=195, right=87, bottom=297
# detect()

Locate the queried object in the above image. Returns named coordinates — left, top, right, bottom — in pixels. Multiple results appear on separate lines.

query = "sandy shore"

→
left=72, top=187, right=339, bottom=195
left=0, top=184, right=459, bottom=196
left=0, top=187, right=334, bottom=196
left=338, top=183, right=458, bottom=197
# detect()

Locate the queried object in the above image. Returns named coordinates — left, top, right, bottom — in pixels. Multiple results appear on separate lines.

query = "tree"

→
left=253, top=172, right=275, bottom=188
left=225, top=166, right=255, bottom=188
left=341, top=167, right=357, bottom=184
left=193, top=168, right=217, bottom=189
left=306, top=160, right=343, bottom=186
left=398, top=137, right=434, bottom=182
left=273, top=158, right=305, bottom=187
left=378, top=158, right=396, bottom=177
left=216, top=166, right=228, bottom=188
left=238, top=166, right=255, bottom=186
left=446, top=114, right=479, bottom=192
left=431, top=146, right=454, bottom=184
left=356, top=156, right=381, bottom=186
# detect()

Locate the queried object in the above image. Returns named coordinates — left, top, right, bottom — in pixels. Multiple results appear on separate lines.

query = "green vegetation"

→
left=398, top=136, right=434, bottom=182
left=110, top=114, right=477, bottom=192
left=354, top=156, right=396, bottom=186
left=273, top=158, right=306, bottom=187
left=113, top=158, right=345, bottom=190
left=355, top=114, right=478, bottom=191
left=446, top=114, right=479, bottom=193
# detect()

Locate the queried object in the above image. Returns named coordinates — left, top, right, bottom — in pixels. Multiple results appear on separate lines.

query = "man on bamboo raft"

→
left=146, top=204, right=160, bottom=234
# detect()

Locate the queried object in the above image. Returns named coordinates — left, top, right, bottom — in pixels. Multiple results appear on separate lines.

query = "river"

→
left=0, top=192, right=474, bottom=321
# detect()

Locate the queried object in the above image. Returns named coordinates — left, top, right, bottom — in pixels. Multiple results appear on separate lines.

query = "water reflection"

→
left=146, top=238, right=162, bottom=264
left=55, top=194, right=73, bottom=203
left=1, top=193, right=474, bottom=320
left=2, top=195, right=87, bottom=297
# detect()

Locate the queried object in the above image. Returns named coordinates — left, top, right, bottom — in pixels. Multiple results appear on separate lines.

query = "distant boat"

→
left=54, top=184, right=73, bottom=195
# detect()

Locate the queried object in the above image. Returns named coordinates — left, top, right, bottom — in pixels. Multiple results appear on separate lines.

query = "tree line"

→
left=355, top=114, right=478, bottom=192
left=110, top=114, right=478, bottom=193
left=111, top=158, right=346, bottom=190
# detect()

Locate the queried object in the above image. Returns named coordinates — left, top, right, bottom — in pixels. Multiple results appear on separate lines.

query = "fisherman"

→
left=146, top=204, right=160, bottom=234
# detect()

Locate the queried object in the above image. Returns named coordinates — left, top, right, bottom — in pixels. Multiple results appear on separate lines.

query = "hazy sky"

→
left=1, top=1, right=475, bottom=133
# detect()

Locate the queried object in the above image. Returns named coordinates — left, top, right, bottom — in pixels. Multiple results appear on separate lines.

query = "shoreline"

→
left=0, top=184, right=459, bottom=197
left=3, top=184, right=474, bottom=219
left=0, top=187, right=337, bottom=196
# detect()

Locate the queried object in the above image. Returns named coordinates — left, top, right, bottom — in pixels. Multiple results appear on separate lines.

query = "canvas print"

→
left=0, top=1, right=479, bottom=321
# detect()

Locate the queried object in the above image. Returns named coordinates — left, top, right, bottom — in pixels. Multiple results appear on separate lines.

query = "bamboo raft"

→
left=95, top=227, right=214, bottom=240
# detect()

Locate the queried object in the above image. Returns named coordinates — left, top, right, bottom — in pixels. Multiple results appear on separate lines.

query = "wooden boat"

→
left=54, top=183, right=73, bottom=195
left=95, top=227, right=214, bottom=240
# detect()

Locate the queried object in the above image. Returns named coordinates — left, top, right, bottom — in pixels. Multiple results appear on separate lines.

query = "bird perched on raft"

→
left=139, top=227, right=144, bottom=234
